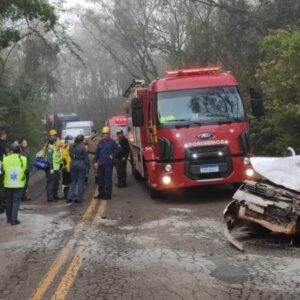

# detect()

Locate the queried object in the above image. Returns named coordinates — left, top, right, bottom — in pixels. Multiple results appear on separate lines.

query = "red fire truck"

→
left=124, top=67, right=264, bottom=198
left=105, top=115, right=128, bottom=140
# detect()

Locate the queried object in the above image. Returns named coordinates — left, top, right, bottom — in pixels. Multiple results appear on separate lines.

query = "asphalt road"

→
left=0, top=170, right=299, bottom=300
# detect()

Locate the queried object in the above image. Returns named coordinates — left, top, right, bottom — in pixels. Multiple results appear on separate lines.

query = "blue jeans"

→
left=67, top=165, right=86, bottom=202
left=6, top=188, right=23, bottom=222
left=98, top=164, right=113, bottom=199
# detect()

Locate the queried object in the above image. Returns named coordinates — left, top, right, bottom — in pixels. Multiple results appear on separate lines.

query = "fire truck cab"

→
left=125, top=67, right=260, bottom=198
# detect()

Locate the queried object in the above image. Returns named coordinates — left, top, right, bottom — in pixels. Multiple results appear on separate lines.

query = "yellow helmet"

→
left=49, top=129, right=58, bottom=136
left=102, top=126, right=110, bottom=134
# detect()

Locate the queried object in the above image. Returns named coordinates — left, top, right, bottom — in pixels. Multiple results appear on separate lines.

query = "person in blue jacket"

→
left=67, top=134, right=89, bottom=204
left=94, top=126, right=121, bottom=200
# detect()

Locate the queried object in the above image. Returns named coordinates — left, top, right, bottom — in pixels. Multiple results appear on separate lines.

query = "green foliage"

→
left=0, top=0, right=59, bottom=154
left=0, top=0, right=57, bottom=50
left=0, top=78, right=46, bottom=151
left=252, top=29, right=300, bottom=155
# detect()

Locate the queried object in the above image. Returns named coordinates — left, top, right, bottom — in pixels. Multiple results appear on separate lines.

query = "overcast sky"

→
left=63, top=0, right=87, bottom=8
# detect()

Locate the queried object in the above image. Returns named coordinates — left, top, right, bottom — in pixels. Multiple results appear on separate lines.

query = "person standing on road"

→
left=67, top=135, right=89, bottom=204
left=85, top=129, right=100, bottom=183
left=3, top=143, right=27, bottom=225
left=94, top=127, right=121, bottom=200
left=0, top=130, right=8, bottom=162
left=61, top=135, right=73, bottom=199
left=19, top=138, right=31, bottom=201
left=0, top=130, right=8, bottom=213
left=45, top=136, right=61, bottom=202
left=115, top=130, right=130, bottom=188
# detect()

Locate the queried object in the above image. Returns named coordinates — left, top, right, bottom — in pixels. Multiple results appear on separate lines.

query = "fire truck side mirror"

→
left=131, top=97, right=143, bottom=126
left=249, top=86, right=264, bottom=117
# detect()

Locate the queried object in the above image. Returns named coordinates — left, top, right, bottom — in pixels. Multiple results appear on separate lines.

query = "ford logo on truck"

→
left=197, top=133, right=214, bottom=139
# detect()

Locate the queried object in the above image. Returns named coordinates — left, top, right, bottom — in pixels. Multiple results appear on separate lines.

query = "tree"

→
left=252, top=29, right=300, bottom=155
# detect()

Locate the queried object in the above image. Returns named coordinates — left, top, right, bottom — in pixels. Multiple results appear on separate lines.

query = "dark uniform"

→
left=67, top=142, right=89, bottom=203
left=115, top=132, right=130, bottom=187
left=0, top=138, right=8, bottom=213
left=95, top=138, right=121, bottom=199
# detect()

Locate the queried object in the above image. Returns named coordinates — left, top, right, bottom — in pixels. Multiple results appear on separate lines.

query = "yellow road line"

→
left=29, top=243, right=72, bottom=300
left=50, top=200, right=107, bottom=299
left=91, top=200, right=107, bottom=230
left=51, top=246, right=85, bottom=300
left=82, top=198, right=97, bottom=223
left=29, top=193, right=97, bottom=300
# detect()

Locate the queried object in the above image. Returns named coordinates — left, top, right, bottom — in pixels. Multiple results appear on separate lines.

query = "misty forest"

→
left=1, top=0, right=300, bottom=155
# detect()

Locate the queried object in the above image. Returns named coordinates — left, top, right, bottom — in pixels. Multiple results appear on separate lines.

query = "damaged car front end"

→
left=224, top=154, right=300, bottom=251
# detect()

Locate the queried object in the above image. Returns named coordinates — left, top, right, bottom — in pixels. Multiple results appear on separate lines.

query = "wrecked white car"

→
left=224, top=153, right=300, bottom=251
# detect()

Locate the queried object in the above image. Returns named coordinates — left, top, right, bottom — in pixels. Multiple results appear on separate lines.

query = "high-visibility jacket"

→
left=46, top=144, right=61, bottom=171
left=3, top=153, right=27, bottom=188
left=62, top=143, right=71, bottom=171
left=42, top=138, right=62, bottom=157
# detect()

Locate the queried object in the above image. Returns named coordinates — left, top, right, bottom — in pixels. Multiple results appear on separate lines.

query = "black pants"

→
left=0, top=187, right=6, bottom=213
left=62, top=169, right=71, bottom=199
left=46, top=170, right=60, bottom=201
left=115, top=159, right=127, bottom=185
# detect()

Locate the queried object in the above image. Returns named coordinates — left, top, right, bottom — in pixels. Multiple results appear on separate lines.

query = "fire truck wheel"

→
left=148, top=186, right=160, bottom=199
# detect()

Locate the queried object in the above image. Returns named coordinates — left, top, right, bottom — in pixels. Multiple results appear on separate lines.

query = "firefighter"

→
left=62, top=135, right=73, bottom=199
left=67, top=134, right=89, bottom=204
left=3, top=143, right=27, bottom=225
left=94, top=127, right=121, bottom=200
left=43, top=129, right=60, bottom=156
left=45, top=136, right=61, bottom=202
left=115, top=130, right=130, bottom=187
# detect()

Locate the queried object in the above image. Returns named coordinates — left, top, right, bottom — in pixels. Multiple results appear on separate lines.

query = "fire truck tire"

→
left=148, top=186, right=160, bottom=199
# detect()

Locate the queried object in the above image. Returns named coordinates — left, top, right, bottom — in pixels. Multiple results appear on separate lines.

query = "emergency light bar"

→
left=164, top=67, right=221, bottom=77
left=111, top=116, right=127, bottom=125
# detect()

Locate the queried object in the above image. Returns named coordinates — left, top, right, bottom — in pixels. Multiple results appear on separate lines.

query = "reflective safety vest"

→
left=3, top=154, right=27, bottom=188
left=49, top=144, right=61, bottom=171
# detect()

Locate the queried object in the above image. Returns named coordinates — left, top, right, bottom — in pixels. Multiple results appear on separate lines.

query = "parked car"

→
left=65, top=121, right=94, bottom=138
left=61, top=128, right=85, bottom=141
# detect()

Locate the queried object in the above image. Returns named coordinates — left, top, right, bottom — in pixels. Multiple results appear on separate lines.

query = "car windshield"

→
left=68, top=126, right=91, bottom=136
left=157, top=86, right=245, bottom=127
left=61, top=128, right=84, bottom=140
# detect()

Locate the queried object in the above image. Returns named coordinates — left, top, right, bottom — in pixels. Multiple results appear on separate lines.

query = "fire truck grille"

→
left=184, top=146, right=233, bottom=180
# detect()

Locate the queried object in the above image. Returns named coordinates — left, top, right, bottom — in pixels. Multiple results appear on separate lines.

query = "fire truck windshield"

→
left=157, top=86, right=245, bottom=127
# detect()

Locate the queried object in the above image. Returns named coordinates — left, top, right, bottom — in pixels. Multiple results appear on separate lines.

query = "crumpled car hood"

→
left=250, top=156, right=300, bottom=192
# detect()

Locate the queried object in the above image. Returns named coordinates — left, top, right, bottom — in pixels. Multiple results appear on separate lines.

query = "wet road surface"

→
left=0, top=170, right=299, bottom=300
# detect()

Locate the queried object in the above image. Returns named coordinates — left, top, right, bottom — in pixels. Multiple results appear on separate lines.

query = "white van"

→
left=65, top=121, right=94, bottom=138
left=61, top=128, right=85, bottom=141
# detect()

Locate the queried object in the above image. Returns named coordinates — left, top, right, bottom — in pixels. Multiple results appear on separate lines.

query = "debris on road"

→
left=224, top=155, right=300, bottom=251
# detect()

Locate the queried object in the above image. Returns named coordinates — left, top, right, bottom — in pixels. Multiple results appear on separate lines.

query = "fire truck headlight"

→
left=243, top=157, right=251, bottom=165
left=162, top=175, right=171, bottom=185
left=246, top=168, right=255, bottom=177
left=164, top=164, right=172, bottom=172
left=192, top=153, right=198, bottom=159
